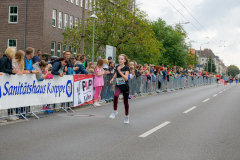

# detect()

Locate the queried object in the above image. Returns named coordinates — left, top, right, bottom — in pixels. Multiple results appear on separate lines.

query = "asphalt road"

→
left=1, top=83, right=240, bottom=160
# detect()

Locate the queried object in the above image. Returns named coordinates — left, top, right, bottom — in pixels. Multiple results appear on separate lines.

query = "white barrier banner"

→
left=0, top=73, right=73, bottom=110
left=74, top=74, right=94, bottom=107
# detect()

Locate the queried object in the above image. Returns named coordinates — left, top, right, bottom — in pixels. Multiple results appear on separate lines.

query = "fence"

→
left=0, top=73, right=217, bottom=121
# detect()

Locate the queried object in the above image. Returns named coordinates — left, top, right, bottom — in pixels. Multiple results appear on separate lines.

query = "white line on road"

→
left=183, top=106, right=197, bottom=113
left=219, top=91, right=222, bottom=93
left=203, top=98, right=210, bottom=102
left=213, top=94, right=218, bottom=97
left=139, top=121, right=171, bottom=138
left=224, top=89, right=226, bottom=91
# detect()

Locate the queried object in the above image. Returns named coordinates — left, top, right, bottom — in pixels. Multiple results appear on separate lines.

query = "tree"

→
left=63, top=0, right=162, bottom=64
left=152, top=18, right=189, bottom=67
left=188, top=50, right=198, bottom=68
left=204, top=56, right=216, bottom=73
left=227, top=65, right=239, bottom=77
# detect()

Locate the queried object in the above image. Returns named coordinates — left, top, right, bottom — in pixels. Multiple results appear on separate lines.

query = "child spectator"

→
left=93, top=59, right=106, bottom=106
left=25, top=47, right=40, bottom=75
left=86, top=62, right=95, bottom=74
left=33, top=60, right=52, bottom=81
left=129, top=66, right=135, bottom=79
left=75, top=54, right=89, bottom=74
left=44, top=64, right=53, bottom=79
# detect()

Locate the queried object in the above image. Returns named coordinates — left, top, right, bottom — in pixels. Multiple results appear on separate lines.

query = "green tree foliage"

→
left=204, top=56, right=216, bottom=73
left=187, top=50, right=198, bottom=68
left=152, top=19, right=189, bottom=67
left=227, top=65, right=239, bottom=77
left=63, top=0, right=162, bottom=64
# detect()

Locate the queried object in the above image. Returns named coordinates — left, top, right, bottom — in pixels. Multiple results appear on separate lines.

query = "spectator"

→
left=86, top=62, right=95, bottom=74
left=129, top=66, right=135, bottom=79
left=0, top=47, right=22, bottom=75
left=130, top=61, right=134, bottom=67
left=44, top=64, right=53, bottom=79
left=12, top=50, right=30, bottom=74
left=93, top=59, right=106, bottom=107
left=52, top=57, right=68, bottom=77
left=103, top=59, right=109, bottom=71
left=33, top=60, right=52, bottom=81
left=108, top=56, right=113, bottom=63
left=25, top=47, right=40, bottom=75
left=72, top=57, right=78, bottom=66
left=75, top=54, right=89, bottom=74
left=64, top=51, right=79, bottom=74
left=143, top=63, right=148, bottom=70
left=33, top=50, right=42, bottom=63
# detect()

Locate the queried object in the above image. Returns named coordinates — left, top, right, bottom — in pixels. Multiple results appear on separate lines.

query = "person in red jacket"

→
left=216, top=73, right=221, bottom=87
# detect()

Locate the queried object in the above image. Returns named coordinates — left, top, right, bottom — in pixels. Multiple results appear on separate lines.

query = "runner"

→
left=109, top=54, right=130, bottom=124
left=216, top=73, right=221, bottom=87
left=224, top=75, right=228, bottom=86
left=235, top=77, right=238, bottom=85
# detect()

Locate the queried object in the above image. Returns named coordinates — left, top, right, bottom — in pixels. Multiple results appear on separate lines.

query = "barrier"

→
left=0, top=72, right=217, bottom=121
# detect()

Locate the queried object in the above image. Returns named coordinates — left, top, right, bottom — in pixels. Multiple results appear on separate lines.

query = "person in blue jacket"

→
left=75, top=54, right=89, bottom=74
left=52, top=58, right=69, bottom=77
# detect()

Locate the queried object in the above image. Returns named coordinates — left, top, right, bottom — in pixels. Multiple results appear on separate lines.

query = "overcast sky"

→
left=138, top=0, right=240, bottom=68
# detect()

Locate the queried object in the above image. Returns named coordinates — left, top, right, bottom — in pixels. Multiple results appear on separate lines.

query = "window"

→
left=75, top=18, right=78, bottom=27
left=9, top=6, right=18, bottom=23
left=74, top=48, right=77, bottom=55
left=89, top=0, right=92, bottom=11
left=70, top=16, right=73, bottom=29
left=52, top=9, right=56, bottom=27
left=66, top=0, right=68, bottom=1
left=71, top=0, right=74, bottom=3
left=51, top=42, right=55, bottom=56
left=63, top=44, right=67, bottom=54
left=64, top=14, right=68, bottom=29
left=76, top=0, right=79, bottom=5
left=85, top=0, right=88, bottom=9
left=202, top=59, right=204, bottom=61
left=58, top=12, right=62, bottom=29
left=57, top=43, right=61, bottom=57
left=79, top=18, right=82, bottom=25
left=81, top=0, right=83, bottom=7
left=69, top=45, right=72, bottom=53
left=8, top=39, right=17, bottom=49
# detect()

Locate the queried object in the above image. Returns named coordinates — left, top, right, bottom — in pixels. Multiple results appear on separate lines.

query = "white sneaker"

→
left=109, top=111, right=118, bottom=119
left=124, top=115, right=129, bottom=124
left=0, top=119, right=7, bottom=123
left=93, top=103, right=100, bottom=107
left=98, top=100, right=105, bottom=104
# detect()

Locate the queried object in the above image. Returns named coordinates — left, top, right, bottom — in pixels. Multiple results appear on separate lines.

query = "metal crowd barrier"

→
left=0, top=74, right=216, bottom=122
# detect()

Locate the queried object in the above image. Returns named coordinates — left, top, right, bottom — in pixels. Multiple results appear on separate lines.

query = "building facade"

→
left=0, top=0, right=136, bottom=58
left=0, top=0, right=92, bottom=57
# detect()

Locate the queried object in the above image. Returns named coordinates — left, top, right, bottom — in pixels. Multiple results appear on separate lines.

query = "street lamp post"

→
left=90, top=14, right=97, bottom=62
left=199, top=42, right=209, bottom=70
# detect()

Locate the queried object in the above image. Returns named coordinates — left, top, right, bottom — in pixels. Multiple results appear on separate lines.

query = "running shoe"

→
left=109, top=111, right=118, bottom=119
left=124, top=115, right=129, bottom=124
left=93, top=103, right=100, bottom=107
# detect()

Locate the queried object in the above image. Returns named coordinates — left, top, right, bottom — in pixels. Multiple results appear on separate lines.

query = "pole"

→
left=211, top=56, right=212, bottom=73
left=80, top=0, right=86, bottom=55
left=199, top=46, right=201, bottom=70
left=92, top=17, right=95, bottom=62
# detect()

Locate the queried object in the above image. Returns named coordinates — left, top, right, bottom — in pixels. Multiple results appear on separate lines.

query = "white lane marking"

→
left=183, top=106, right=197, bottom=113
left=219, top=91, right=222, bottom=93
left=203, top=98, right=210, bottom=102
left=139, top=121, right=171, bottom=138
left=224, top=89, right=226, bottom=91
left=213, top=94, right=218, bottom=97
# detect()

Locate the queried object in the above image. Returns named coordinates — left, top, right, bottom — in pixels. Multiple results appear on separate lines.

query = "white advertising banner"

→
left=74, top=75, right=94, bottom=107
left=0, top=73, right=73, bottom=110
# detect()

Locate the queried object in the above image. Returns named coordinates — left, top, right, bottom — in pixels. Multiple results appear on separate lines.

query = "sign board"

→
left=0, top=74, right=73, bottom=110
left=106, top=45, right=116, bottom=63
left=73, top=74, right=94, bottom=107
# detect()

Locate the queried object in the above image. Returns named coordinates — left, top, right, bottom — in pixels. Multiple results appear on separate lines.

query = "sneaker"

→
left=0, top=119, right=7, bottom=123
left=109, top=111, right=118, bottom=119
left=98, top=100, right=105, bottom=104
left=124, top=115, right=129, bottom=124
left=93, top=103, right=100, bottom=107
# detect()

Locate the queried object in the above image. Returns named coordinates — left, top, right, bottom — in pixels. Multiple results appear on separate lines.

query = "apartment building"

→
left=0, top=0, right=136, bottom=58
left=0, top=0, right=93, bottom=57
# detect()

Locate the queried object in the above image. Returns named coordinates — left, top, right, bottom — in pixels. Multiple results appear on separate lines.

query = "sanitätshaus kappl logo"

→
left=66, top=80, right=72, bottom=98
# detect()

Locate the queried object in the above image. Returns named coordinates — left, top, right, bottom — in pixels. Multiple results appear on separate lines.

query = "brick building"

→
left=0, top=0, right=135, bottom=58
left=0, top=0, right=92, bottom=58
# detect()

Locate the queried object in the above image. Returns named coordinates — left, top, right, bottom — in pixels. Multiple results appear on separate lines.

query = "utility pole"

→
left=211, top=56, right=212, bottom=73
left=80, top=0, right=86, bottom=55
